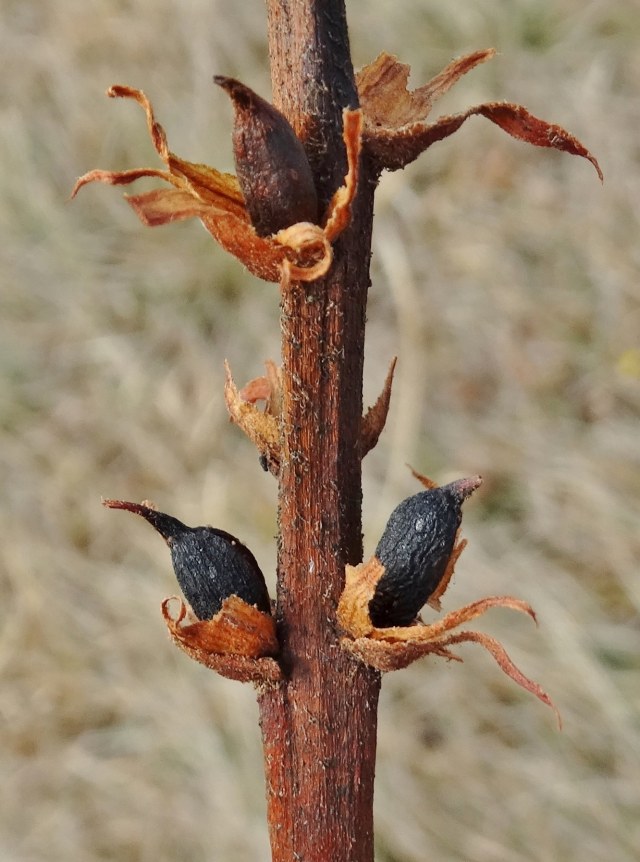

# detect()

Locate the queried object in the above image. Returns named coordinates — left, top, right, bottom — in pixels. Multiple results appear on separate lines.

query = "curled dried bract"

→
left=357, top=49, right=602, bottom=181
left=71, top=84, right=362, bottom=284
left=224, top=360, right=282, bottom=474
left=163, top=595, right=282, bottom=684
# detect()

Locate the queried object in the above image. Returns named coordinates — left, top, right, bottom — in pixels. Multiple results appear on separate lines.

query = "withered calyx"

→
left=337, top=471, right=560, bottom=724
left=104, top=500, right=280, bottom=681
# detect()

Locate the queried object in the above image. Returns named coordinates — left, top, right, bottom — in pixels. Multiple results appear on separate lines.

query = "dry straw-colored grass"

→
left=2, top=1, right=639, bottom=860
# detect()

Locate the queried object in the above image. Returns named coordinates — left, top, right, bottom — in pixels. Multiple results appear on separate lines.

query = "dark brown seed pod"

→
left=214, top=75, right=318, bottom=237
left=104, top=500, right=271, bottom=621
left=369, top=476, right=482, bottom=627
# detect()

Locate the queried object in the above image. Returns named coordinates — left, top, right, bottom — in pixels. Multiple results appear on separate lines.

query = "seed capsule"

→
left=104, top=500, right=271, bottom=620
left=369, top=476, right=482, bottom=627
left=214, top=75, right=318, bottom=237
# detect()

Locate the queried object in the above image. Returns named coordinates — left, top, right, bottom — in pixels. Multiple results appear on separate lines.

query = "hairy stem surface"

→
left=258, top=2, right=381, bottom=860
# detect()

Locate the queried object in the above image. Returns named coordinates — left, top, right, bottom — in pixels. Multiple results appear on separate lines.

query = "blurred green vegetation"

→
left=1, top=1, right=639, bottom=860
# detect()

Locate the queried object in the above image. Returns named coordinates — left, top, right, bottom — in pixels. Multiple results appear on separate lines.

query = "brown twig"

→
left=259, top=3, right=380, bottom=860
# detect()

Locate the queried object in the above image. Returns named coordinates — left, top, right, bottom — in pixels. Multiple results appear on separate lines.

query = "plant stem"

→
left=258, top=2, right=381, bottom=860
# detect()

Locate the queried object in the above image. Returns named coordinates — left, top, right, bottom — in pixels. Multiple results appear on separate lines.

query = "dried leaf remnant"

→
left=163, top=596, right=282, bottom=684
left=224, top=360, right=282, bottom=475
left=357, top=49, right=602, bottom=180
left=71, top=83, right=362, bottom=283
left=360, top=357, right=397, bottom=458
left=226, top=354, right=395, bottom=472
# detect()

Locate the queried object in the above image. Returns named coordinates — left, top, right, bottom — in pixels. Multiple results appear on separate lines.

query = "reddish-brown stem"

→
left=258, top=2, right=381, bottom=860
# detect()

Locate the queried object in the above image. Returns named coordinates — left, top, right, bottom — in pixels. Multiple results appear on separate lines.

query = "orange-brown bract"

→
left=214, top=76, right=318, bottom=237
left=104, top=501, right=271, bottom=621
left=370, top=477, right=481, bottom=626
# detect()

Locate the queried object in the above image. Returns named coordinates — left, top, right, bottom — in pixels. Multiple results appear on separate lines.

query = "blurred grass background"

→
left=1, top=0, right=639, bottom=859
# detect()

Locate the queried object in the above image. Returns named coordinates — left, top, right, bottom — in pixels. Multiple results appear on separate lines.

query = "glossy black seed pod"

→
left=105, top=501, right=271, bottom=620
left=214, top=75, right=318, bottom=237
left=369, top=476, right=481, bottom=627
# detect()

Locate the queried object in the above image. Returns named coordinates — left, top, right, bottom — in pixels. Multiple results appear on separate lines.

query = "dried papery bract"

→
left=238, top=359, right=283, bottom=418
left=360, top=357, right=397, bottom=458
left=71, top=84, right=363, bottom=283
left=357, top=49, right=603, bottom=179
left=224, top=360, right=282, bottom=475
left=226, top=354, right=397, bottom=472
left=163, top=597, right=282, bottom=684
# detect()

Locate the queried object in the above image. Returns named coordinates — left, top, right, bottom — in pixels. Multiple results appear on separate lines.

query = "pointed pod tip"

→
left=213, top=75, right=256, bottom=109
left=213, top=74, right=234, bottom=90
left=444, top=475, right=483, bottom=503
left=102, top=498, right=152, bottom=514
left=102, top=498, right=189, bottom=543
left=213, top=74, right=318, bottom=237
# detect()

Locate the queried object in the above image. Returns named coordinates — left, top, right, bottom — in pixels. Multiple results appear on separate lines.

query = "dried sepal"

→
left=436, top=630, right=561, bottom=727
left=323, top=108, right=363, bottom=243
left=407, top=466, right=439, bottom=490
left=360, top=357, right=397, bottom=458
left=224, top=360, right=281, bottom=474
left=239, top=359, right=283, bottom=419
left=72, top=84, right=363, bottom=283
left=163, top=596, right=283, bottom=684
left=163, top=594, right=279, bottom=657
left=337, top=558, right=386, bottom=638
left=368, top=595, right=537, bottom=642
left=358, top=49, right=495, bottom=129
left=337, top=551, right=494, bottom=640
left=338, top=569, right=559, bottom=723
left=340, top=623, right=560, bottom=728
left=274, top=223, right=332, bottom=282
left=340, top=635, right=461, bottom=673
left=357, top=50, right=602, bottom=180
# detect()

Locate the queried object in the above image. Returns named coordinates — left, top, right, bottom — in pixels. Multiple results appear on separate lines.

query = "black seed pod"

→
left=104, top=501, right=271, bottom=620
left=369, top=476, right=482, bottom=627
left=214, top=75, right=318, bottom=237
